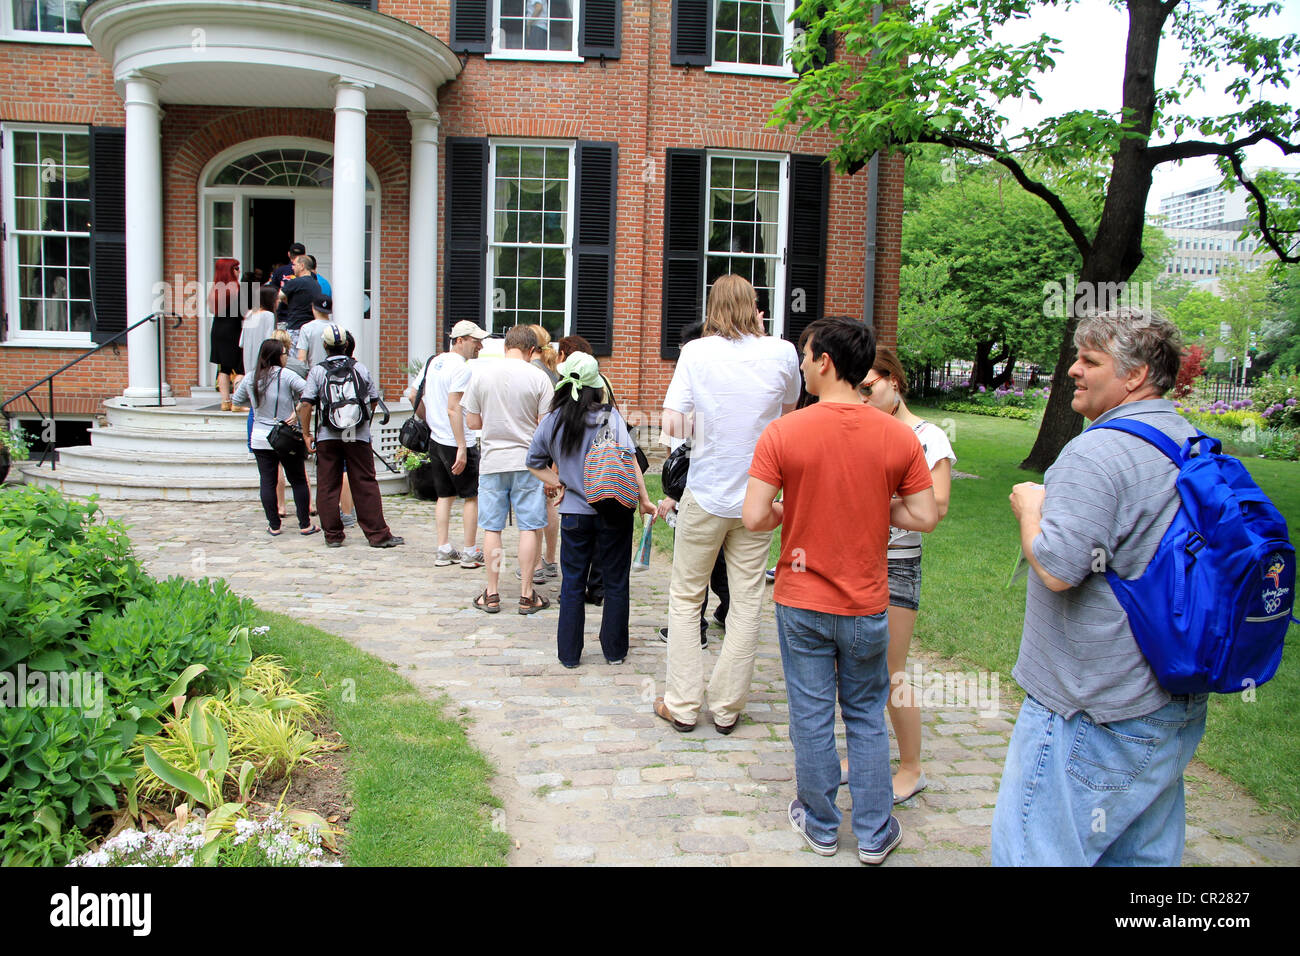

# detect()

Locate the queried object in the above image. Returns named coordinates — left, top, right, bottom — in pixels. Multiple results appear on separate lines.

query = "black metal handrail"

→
left=1, top=312, right=182, bottom=470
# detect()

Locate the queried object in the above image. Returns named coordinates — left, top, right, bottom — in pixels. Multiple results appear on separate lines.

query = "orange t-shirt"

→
left=748, top=401, right=933, bottom=616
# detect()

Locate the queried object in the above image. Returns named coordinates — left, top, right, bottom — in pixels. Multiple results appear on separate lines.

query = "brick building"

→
left=1, top=0, right=901, bottom=448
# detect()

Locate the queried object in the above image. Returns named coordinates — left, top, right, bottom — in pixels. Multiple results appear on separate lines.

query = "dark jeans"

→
left=253, top=448, right=310, bottom=531
left=315, top=440, right=392, bottom=544
left=559, top=509, right=633, bottom=665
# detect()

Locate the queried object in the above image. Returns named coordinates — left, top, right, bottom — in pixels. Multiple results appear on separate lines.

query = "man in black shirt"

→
left=278, top=255, right=322, bottom=339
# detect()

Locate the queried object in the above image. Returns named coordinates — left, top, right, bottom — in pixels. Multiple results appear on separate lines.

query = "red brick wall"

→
left=1, top=4, right=903, bottom=418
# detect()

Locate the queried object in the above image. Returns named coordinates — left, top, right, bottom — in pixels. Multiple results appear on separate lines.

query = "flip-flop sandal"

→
left=518, top=592, right=550, bottom=615
left=473, top=590, right=501, bottom=614
left=299, top=525, right=321, bottom=536
left=267, top=527, right=283, bottom=537
left=278, top=509, right=287, bottom=518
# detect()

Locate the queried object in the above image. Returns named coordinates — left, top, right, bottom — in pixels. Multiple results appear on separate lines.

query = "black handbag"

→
left=661, top=438, right=692, bottom=501
left=399, top=415, right=431, bottom=453
left=267, top=419, right=305, bottom=457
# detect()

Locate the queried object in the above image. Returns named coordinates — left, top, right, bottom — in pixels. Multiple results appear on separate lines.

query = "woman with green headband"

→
left=526, top=352, right=656, bottom=667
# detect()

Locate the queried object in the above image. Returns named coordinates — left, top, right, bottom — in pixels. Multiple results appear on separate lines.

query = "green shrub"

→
left=87, top=576, right=255, bottom=707
left=0, top=488, right=148, bottom=670
left=0, top=704, right=137, bottom=866
left=937, top=401, right=1036, bottom=420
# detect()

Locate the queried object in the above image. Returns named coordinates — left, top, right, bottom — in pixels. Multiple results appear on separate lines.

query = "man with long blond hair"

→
left=653, top=274, right=800, bottom=733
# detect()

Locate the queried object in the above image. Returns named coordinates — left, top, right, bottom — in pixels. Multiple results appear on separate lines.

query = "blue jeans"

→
left=558, top=510, right=633, bottom=665
left=775, top=603, right=893, bottom=851
left=992, top=693, right=1209, bottom=866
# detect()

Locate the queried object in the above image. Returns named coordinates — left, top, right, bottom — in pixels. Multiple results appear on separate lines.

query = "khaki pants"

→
left=664, top=488, right=772, bottom=726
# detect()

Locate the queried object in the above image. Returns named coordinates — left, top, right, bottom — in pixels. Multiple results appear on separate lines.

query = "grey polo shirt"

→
left=1014, top=398, right=1199, bottom=723
left=301, top=357, right=379, bottom=444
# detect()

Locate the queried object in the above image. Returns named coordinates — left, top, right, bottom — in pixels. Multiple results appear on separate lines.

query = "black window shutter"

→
left=572, top=141, right=618, bottom=356
left=445, top=138, right=489, bottom=332
left=670, top=0, right=712, bottom=66
left=450, top=0, right=491, bottom=54
left=661, top=149, right=706, bottom=360
left=784, top=153, right=829, bottom=348
left=579, top=0, right=621, bottom=58
left=334, top=0, right=377, bottom=9
left=793, top=4, right=836, bottom=74
left=89, top=126, right=127, bottom=345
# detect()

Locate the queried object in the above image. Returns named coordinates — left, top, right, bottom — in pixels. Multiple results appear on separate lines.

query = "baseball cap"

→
left=313, top=295, right=333, bottom=314
left=322, top=324, right=347, bottom=347
left=450, top=320, right=491, bottom=340
left=289, top=242, right=306, bottom=255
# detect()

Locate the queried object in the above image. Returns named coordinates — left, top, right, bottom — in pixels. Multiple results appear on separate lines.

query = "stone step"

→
left=88, top=424, right=255, bottom=457
left=56, top=445, right=262, bottom=479
left=103, top=397, right=253, bottom=433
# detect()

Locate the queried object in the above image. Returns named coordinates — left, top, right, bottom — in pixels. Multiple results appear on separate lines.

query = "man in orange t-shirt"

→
left=745, top=317, right=936, bottom=864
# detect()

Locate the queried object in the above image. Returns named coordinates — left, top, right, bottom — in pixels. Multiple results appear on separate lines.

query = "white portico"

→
left=82, top=0, right=461, bottom=403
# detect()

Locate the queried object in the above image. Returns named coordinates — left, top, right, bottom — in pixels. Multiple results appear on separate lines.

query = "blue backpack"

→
left=1088, top=419, right=1295, bottom=694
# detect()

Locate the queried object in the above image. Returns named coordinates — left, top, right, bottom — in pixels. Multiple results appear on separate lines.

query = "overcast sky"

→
left=994, top=0, right=1300, bottom=212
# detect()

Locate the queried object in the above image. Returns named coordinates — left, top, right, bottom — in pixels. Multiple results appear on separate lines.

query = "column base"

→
left=119, top=384, right=176, bottom=407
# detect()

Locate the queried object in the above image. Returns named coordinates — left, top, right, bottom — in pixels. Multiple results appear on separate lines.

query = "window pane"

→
left=213, top=202, right=233, bottom=230
left=550, top=20, right=572, bottom=51
left=543, top=248, right=566, bottom=277
left=715, top=32, right=738, bottom=62
left=738, top=33, right=760, bottom=64
left=717, top=0, right=738, bottom=30
left=739, top=1, right=760, bottom=32
left=711, top=159, right=733, bottom=189
left=68, top=236, right=89, bottom=268
left=762, top=35, right=782, bottom=66
left=519, top=247, right=541, bottom=277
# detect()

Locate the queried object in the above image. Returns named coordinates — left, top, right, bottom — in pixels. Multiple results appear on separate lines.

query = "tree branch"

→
left=913, top=132, right=1093, bottom=258
left=1145, top=130, right=1298, bottom=166
left=1227, top=151, right=1300, bottom=264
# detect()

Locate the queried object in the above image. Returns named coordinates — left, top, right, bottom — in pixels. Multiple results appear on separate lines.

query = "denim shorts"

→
left=477, top=469, right=547, bottom=532
left=886, top=554, right=922, bottom=611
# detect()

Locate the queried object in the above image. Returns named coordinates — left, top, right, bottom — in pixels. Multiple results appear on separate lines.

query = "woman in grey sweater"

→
left=233, top=339, right=318, bottom=536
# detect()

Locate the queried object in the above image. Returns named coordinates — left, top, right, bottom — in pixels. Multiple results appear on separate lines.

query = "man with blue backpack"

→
left=995, top=307, right=1292, bottom=866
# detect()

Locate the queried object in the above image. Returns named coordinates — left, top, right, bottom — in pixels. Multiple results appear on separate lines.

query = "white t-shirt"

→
left=663, top=334, right=801, bottom=518
left=239, top=309, right=275, bottom=379
left=461, top=357, right=553, bottom=474
left=888, top=420, right=956, bottom=552
left=414, top=351, right=477, bottom=448
left=296, top=318, right=333, bottom=369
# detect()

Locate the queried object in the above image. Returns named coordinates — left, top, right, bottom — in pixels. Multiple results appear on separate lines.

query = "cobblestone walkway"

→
left=101, top=496, right=1298, bottom=866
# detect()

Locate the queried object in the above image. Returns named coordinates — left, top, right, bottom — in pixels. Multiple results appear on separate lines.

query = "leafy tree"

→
left=776, top=0, right=1299, bottom=469
left=897, top=249, right=971, bottom=369
left=1168, top=288, right=1235, bottom=346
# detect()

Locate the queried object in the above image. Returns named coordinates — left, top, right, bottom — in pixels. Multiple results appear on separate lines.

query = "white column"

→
left=407, top=111, right=440, bottom=374
left=121, top=72, right=172, bottom=405
left=330, top=78, right=371, bottom=348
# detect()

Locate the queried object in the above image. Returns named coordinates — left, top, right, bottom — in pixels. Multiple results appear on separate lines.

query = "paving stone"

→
left=96, top=497, right=1296, bottom=870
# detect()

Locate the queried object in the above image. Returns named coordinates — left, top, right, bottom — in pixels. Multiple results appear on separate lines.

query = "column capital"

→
left=408, top=111, right=441, bottom=144
left=332, top=76, right=375, bottom=93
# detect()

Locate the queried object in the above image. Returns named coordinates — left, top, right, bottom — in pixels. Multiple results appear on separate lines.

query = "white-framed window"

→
left=704, top=151, right=789, bottom=336
left=1, top=124, right=94, bottom=345
left=708, top=0, right=796, bottom=78
left=486, top=140, right=575, bottom=340
left=1, top=0, right=91, bottom=43
left=489, top=0, right=580, bottom=60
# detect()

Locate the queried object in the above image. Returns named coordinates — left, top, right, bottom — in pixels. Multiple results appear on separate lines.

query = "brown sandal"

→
left=518, top=592, right=550, bottom=615
left=654, top=697, right=694, bottom=733
left=473, top=590, right=501, bottom=614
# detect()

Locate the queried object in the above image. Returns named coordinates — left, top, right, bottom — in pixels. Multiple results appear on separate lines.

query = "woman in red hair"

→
left=209, top=257, right=246, bottom=411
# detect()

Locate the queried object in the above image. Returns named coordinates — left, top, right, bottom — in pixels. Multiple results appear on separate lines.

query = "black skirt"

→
left=210, top=316, right=244, bottom=374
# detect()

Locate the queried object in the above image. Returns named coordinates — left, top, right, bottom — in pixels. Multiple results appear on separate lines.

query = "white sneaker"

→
left=434, top=544, right=460, bottom=567
left=460, top=546, right=485, bottom=569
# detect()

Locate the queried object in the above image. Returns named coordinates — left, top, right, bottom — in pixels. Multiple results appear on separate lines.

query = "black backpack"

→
left=320, top=357, right=370, bottom=432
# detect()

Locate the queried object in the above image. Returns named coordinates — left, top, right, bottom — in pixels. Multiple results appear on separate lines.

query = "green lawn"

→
left=650, top=407, right=1300, bottom=821
left=249, top=609, right=510, bottom=865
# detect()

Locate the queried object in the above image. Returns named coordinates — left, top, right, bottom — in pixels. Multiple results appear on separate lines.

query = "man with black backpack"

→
left=297, top=325, right=403, bottom=549
left=995, top=308, right=1206, bottom=866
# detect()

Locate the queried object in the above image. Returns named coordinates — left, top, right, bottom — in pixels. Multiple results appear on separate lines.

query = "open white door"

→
left=294, top=196, right=333, bottom=282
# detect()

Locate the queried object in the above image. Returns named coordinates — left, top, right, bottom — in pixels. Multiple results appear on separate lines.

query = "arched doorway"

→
left=198, top=138, right=380, bottom=385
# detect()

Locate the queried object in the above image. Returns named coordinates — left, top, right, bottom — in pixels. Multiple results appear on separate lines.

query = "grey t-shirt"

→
left=1014, top=398, right=1199, bottom=723
left=233, top=366, right=305, bottom=451
left=297, top=319, right=333, bottom=369
left=301, top=357, right=379, bottom=444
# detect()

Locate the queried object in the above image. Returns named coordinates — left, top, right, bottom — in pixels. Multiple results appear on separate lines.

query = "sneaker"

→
left=765, top=567, right=776, bottom=584
left=858, top=816, right=903, bottom=865
left=657, top=626, right=708, bottom=649
left=370, top=535, right=405, bottom=549
left=539, top=560, right=559, bottom=580
left=341, top=512, right=358, bottom=528
left=788, top=799, right=837, bottom=857
left=514, top=564, right=548, bottom=584
left=460, top=546, right=485, bottom=569
left=326, top=540, right=344, bottom=548
left=434, top=544, right=460, bottom=567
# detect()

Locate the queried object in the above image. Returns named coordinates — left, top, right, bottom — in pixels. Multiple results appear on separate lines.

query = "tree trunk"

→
left=973, top=340, right=1009, bottom=387
left=991, top=355, right=1017, bottom=390
left=1020, top=0, right=1168, bottom=472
